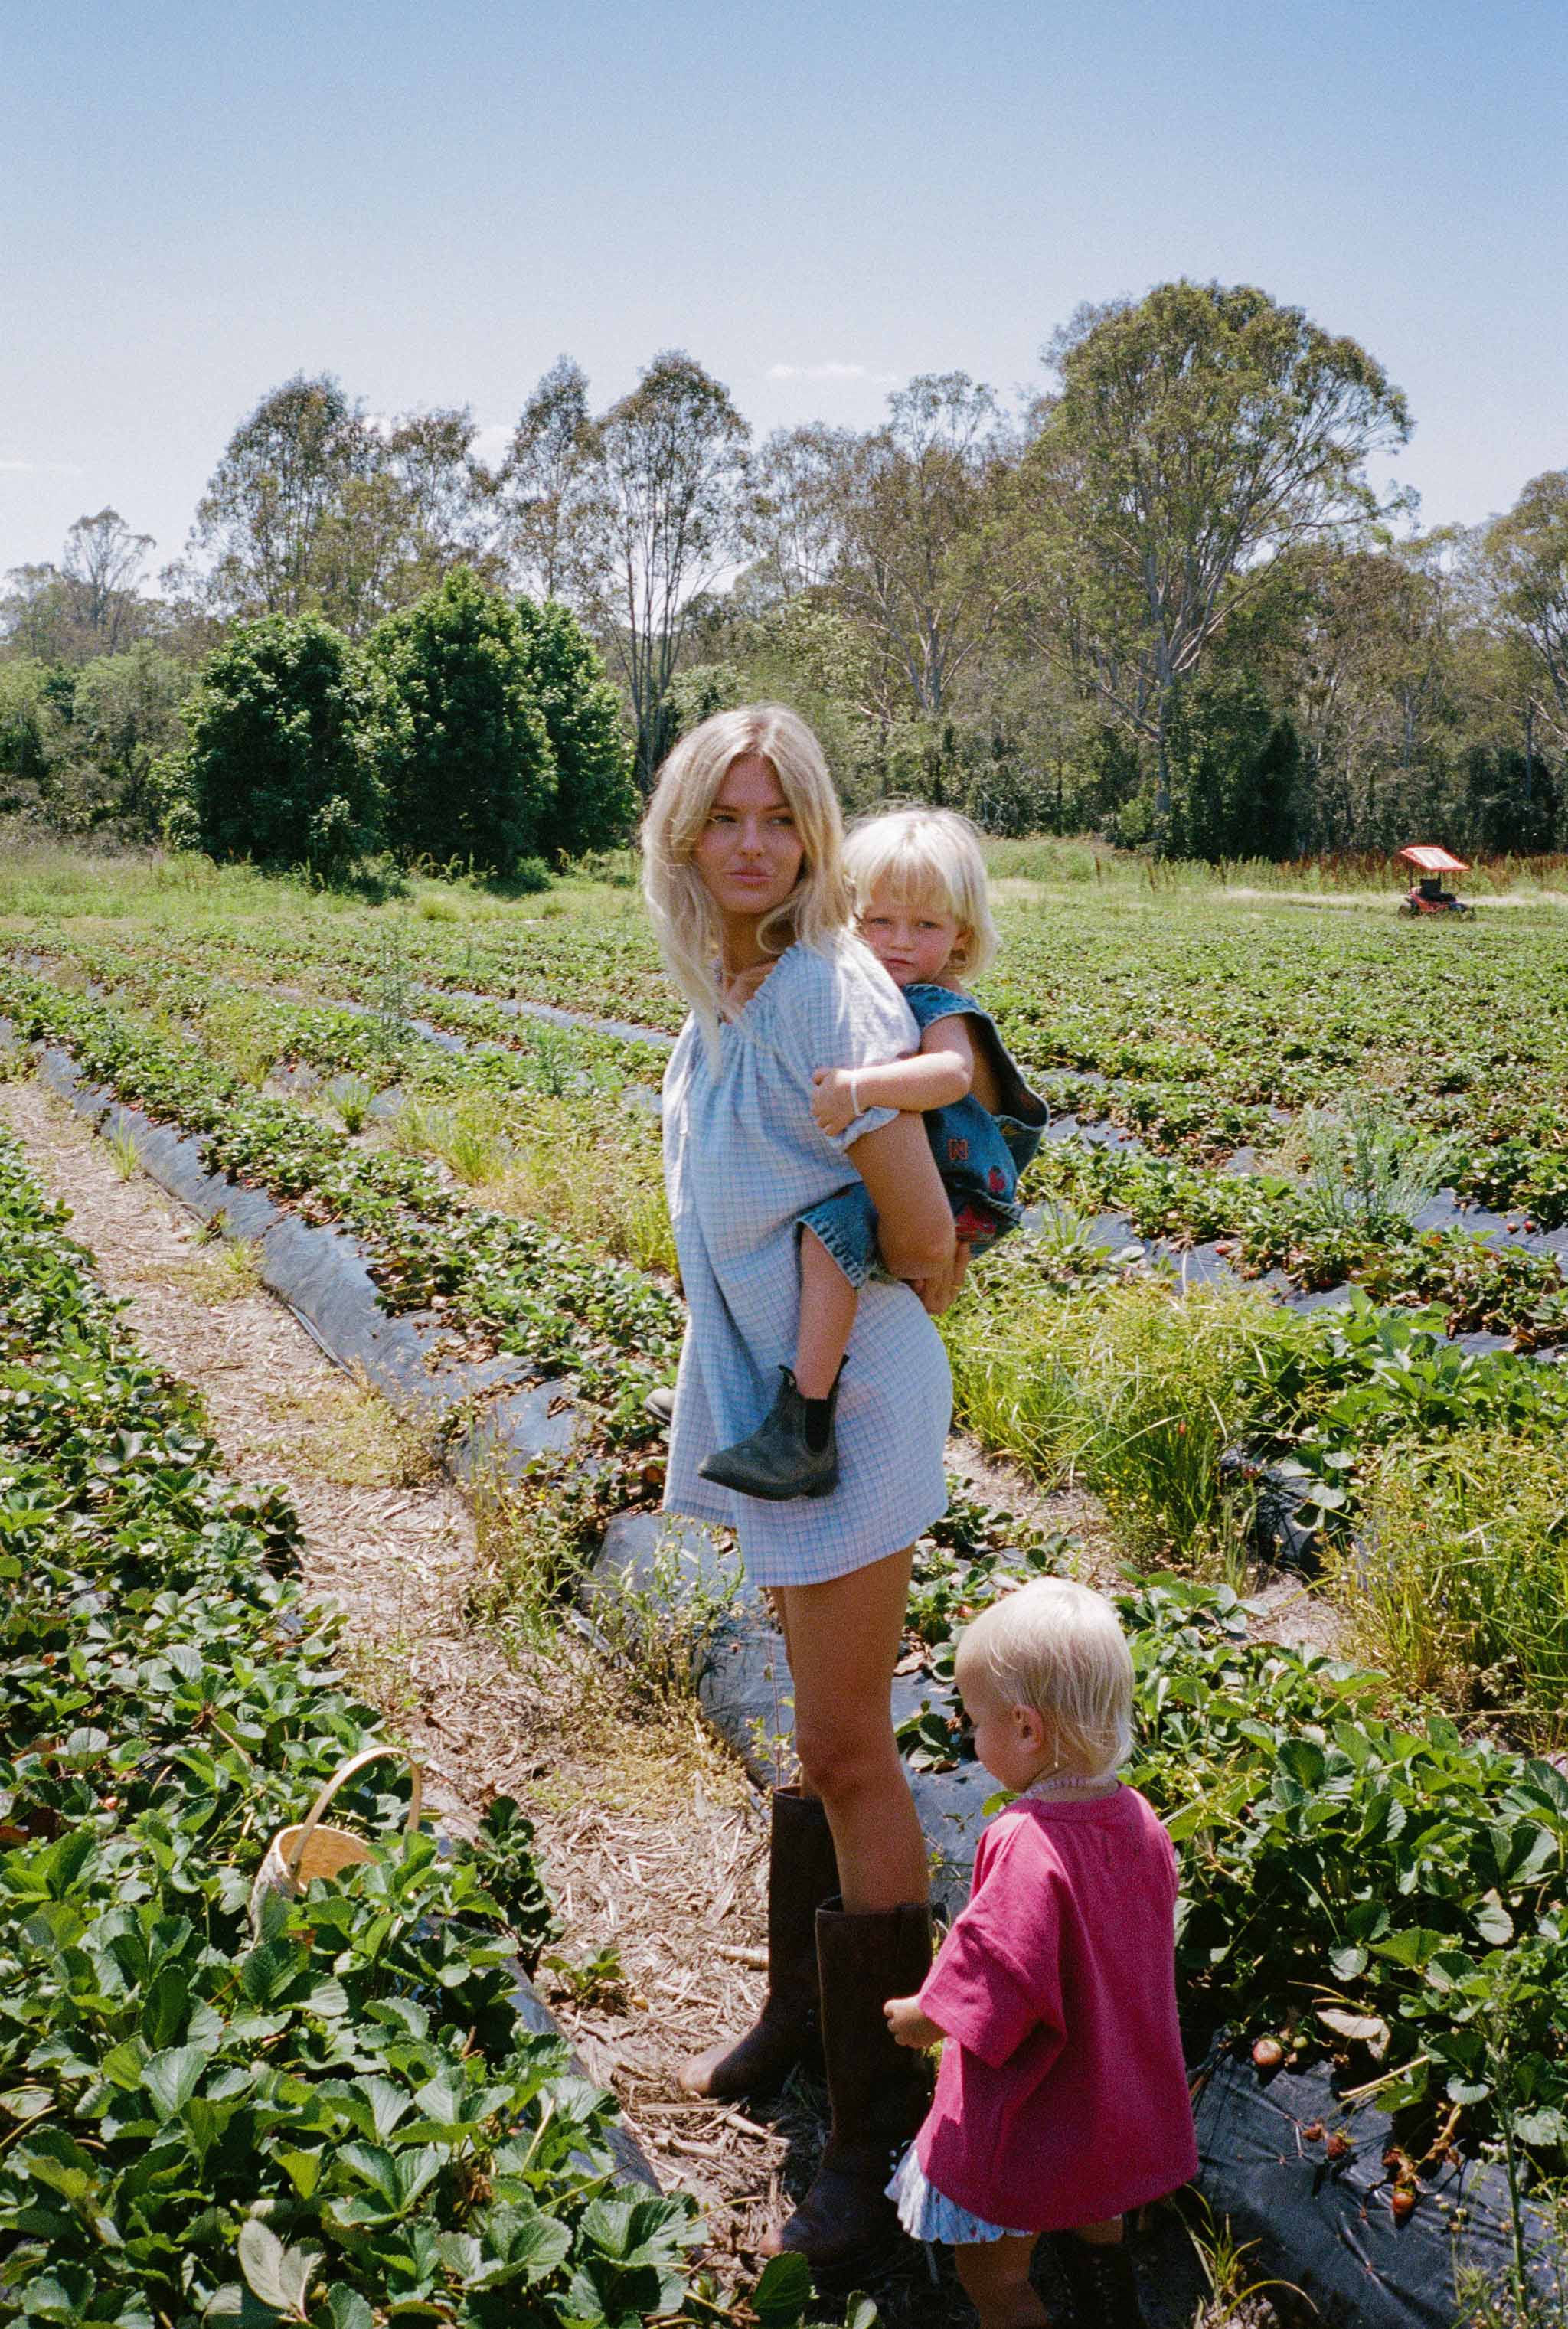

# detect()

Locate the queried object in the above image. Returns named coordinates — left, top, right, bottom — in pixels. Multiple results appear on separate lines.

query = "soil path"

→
left=0, top=1073, right=1267, bottom=2328
left=0, top=1076, right=792, bottom=2272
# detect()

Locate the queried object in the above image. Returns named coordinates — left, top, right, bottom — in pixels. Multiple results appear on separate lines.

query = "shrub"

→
left=514, top=598, right=636, bottom=859
left=374, top=570, right=555, bottom=877
left=186, top=613, right=393, bottom=878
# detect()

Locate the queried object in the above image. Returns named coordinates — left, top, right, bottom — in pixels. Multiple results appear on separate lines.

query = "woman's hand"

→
left=884, top=1994, right=944, bottom=2050
left=848, top=1113, right=956, bottom=1288
left=812, top=1066, right=858, bottom=1138
left=909, top=1241, right=971, bottom=1315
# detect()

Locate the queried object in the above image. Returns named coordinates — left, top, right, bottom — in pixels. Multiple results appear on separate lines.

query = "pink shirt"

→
left=915, top=1785, right=1198, bottom=2232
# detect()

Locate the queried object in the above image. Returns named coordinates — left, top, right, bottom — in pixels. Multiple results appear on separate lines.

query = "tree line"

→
left=4, top=278, right=1566, bottom=864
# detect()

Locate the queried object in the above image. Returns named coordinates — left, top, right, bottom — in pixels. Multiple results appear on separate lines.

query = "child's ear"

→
left=1011, top=1703, right=1048, bottom=1753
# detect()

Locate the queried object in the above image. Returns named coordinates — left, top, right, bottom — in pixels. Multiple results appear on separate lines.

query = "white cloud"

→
left=766, top=361, right=901, bottom=385
left=0, top=457, right=84, bottom=475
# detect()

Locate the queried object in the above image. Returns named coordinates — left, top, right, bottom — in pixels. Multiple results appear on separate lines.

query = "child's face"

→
left=858, top=884, right=962, bottom=988
left=957, top=1661, right=1053, bottom=1793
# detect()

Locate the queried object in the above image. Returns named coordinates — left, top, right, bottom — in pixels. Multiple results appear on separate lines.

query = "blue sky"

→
left=3, top=0, right=1564, bottom=582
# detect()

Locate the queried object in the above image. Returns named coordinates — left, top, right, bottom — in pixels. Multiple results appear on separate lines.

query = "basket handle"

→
left=284, top=1746, right=425, bottom=1877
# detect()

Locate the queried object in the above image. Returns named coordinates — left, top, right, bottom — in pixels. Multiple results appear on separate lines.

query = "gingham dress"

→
left=661, top=938, right=952, bottom=1587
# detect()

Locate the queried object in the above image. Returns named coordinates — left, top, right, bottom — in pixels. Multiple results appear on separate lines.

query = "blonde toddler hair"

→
left=843, top=805, right=998, bottom=982
left=641, top=705, right=854, bottom=1053
left=956, top=1578, right=1134, bottom=1780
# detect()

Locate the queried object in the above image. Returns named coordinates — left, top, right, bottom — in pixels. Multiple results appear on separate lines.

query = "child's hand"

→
left=884, top=1994, right=944, bottom=2050
left=812, top=1066, right=859, bottom=1137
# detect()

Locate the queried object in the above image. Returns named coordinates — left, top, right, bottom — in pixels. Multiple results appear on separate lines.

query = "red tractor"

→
left=1396, top=844, right=1472, bottom=917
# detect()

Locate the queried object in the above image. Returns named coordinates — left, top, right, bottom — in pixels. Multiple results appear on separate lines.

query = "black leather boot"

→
left=763, top=1896, right=933, bottom=2270
left=678, top=1788, right=838, bottom=2097
left=698, top=1367, right=841, bottom=1501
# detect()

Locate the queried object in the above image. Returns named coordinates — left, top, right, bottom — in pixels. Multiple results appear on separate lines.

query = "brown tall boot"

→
left=764, top=1896, right=933, bottom=2270
left=678, top=1788, right=838, bottom=2098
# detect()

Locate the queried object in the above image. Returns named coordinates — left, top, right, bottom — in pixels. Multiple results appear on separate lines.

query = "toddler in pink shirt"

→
left=884, top=1579, right=1197, bottom=2329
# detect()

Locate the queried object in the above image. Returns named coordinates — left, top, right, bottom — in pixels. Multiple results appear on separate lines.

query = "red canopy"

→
left=1396, top=845, right=1469, bottom=874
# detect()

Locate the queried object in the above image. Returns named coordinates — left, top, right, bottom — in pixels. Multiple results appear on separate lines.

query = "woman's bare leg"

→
left=795, top=1227, right=858, bottom=1399
left=956, top=2236, right=1048, bottom=2329
left=775, top=1548, right=926, bottom=1911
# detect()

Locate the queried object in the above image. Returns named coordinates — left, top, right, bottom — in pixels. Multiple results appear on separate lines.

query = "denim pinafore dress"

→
left=801, top=983, right=1049, bottom=1288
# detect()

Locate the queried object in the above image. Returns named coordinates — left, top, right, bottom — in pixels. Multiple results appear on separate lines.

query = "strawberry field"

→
left=4, top=846, right=1568, bottom=2313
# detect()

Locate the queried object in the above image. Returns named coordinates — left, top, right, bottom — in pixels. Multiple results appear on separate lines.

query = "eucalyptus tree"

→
left=487, top=355, right=592, bottom=604
left=186, top=374, right=488, bottom=634
left=1018, top=280, right=1412, bottom=832
left=571, top=351, right=750, bottom=789
left=1485, top=470, right=1568, bottom=746
left=1, top=510, right=158, bottom=663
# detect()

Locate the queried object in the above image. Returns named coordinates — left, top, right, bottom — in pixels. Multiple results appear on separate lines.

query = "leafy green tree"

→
left=1020, top=280, right=1411, bottom=838
left=183, top=374, right=488, bottom=635
left=1165, top=668, right=1299, bottom=861
left=2, top=510, right=158, bottom=665
left=373, top=569, right=555, bottom=875
left=186, top=613, right=393, bottom=878
left=1486, top=470, right=1568, bottom=749
left=573, top=351, right=750, bottom=789
left=488, top=356, right=592, bottom=603
left=70, top=645, right=191, bottom=834
left=0, top=659, right=54, bottom=800
left=513, top=597, right=635, bottom=857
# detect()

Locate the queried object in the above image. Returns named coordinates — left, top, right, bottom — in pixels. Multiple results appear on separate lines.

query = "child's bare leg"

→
left=795, top=1227, right=857, bottom=1399
left=955, top=2236, right=1047, bottom=2329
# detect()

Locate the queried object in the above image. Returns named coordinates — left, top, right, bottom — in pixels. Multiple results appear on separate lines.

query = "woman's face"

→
left=693, top=753, right=805, bottom=935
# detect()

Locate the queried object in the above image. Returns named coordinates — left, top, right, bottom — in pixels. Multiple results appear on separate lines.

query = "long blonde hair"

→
left=844, top=805, right=998, bottom=982
left=641, top=705, right=854, bottom=1049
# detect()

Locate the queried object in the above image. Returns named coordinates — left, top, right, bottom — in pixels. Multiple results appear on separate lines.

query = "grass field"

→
left=5, top=832, right=1568, bottom=2243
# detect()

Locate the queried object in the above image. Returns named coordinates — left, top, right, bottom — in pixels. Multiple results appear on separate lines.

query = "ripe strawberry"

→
left=1390, top=2185, right=1416, bottom=2222
left=1252, top=2037, right=1284, bottom=2070
left=1325, top=2131, right=1351, bottom=2161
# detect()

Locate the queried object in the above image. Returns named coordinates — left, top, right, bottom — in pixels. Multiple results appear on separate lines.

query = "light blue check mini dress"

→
left=662, top=938, right=952, bottom=1587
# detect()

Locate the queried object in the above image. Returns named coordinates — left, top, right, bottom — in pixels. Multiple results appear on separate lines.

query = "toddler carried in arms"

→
left=701, top=806, right=1048, bottom=1500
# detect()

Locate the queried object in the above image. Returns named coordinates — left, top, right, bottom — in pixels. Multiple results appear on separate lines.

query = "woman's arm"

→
left=848, top=1111, right=957, bottom=1298
left=812, top=1019, right=975, bottom=1137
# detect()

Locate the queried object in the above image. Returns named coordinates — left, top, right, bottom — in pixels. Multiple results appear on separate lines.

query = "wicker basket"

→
left=250, top=1746, right=424, bottom=1935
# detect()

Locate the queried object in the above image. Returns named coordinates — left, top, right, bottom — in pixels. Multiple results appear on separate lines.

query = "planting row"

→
left=11, top=950, right=1568, bottom=1741
left=54, top=880, right=1568, bottom=1227
left=0, top=1126, right=837, bottom=2329
left=0, top=965, right=682, bottom=1458
left=20, top=926, right=1568, bottom=1351
left=1027, top=1138, right=1568, bottom=1344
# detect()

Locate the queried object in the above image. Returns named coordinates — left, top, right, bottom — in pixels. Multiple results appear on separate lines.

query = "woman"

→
left=642, top=705, right=961, bottom=2267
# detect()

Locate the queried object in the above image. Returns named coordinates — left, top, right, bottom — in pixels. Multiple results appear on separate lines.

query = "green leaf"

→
left=140, top=1964, right=190, bottom=2049
left=322, top=2291, right=374, bottom=2329
left=753, top=2252, right=813, bottom=2327
left=1474, top=1899, right=1514, bottom=1947
left=142, top=2043, right=207, bottom=2122
left=237, top=2221, right=322, bottom=2321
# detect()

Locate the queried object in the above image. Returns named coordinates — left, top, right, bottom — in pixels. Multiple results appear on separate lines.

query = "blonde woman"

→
left=642, top=707, right=960, bottom=2267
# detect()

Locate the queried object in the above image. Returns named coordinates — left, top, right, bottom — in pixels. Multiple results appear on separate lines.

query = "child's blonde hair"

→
left=956, top=1579, right=1134, bottom=1780
left=843, top=806, right=998, bottom=982
left=641, top=705, right=854, bottom=1054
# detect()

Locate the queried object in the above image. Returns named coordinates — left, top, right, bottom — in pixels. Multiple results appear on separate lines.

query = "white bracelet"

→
left=848, top=1072, right=861, bottom=1119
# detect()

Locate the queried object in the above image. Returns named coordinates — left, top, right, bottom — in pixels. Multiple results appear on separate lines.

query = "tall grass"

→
left=943, top=1256, right=1302, bottom=1571
left=1348, top=1434, right=1568, bottom=1748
